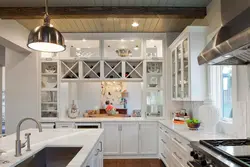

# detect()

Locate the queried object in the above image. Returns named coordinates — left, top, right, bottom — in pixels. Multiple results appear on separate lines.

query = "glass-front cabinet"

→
left=170, top=26, right=207, bottom=101
left=171, top=39, right=190, bottom=100
left=40, top=61, right=59, bottom=119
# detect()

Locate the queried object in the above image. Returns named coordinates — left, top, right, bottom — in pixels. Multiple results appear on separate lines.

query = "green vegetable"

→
left=186, top=118, right=200, bottom=124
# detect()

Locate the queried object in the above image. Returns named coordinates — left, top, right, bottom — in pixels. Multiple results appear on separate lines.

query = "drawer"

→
left=171, top=137, right=191, bottom=165
left=160, top=144, right=171, bottom=167
left=56, top=122, right=75, bottom=128
left=171, top=132, right=192, bottom=153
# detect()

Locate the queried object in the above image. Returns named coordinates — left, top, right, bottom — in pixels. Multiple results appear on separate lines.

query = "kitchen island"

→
left=0, top=128, right=104, bottom=167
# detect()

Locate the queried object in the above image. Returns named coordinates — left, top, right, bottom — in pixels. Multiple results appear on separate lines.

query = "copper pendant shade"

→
left=27, top=0, right=66, bottom=53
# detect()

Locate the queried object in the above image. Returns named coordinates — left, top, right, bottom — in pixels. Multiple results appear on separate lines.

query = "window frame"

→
left=210, top=65, right=235, bottom=123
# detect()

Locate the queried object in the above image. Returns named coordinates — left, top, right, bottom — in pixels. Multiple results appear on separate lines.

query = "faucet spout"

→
left=15, top=118, right=42, bottom=157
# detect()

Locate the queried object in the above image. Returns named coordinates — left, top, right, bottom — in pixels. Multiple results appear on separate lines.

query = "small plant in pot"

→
left=186, top=119, right=201, bottom=130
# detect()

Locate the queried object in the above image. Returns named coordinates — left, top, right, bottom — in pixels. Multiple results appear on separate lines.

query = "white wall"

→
left=5, top=48, right=39, bottom=135
left=0, top=19, right=30, bottom=54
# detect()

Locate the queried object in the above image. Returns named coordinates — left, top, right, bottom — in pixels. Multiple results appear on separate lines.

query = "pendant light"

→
left=27, top=0, right=66, bottom=52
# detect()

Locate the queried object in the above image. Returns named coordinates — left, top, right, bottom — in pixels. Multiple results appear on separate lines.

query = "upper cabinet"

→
left=145, top=40, right=163, bottom=60
left=104, top=40, right=142, bottom=60
left=169, top=26, right=207, bottom=101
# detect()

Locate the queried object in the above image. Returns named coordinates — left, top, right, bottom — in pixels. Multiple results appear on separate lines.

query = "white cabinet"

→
left=103, top=122, right=157, bottom=156
left=120, top=123, right=139, bottom=155
left=139, top=122, right=158, bottom=154
left=159, top=123, right=191, bottom=167
left=103, top=123, right=120, bottom=155
left=82, top=137, right=103, bottom=167
left=169, top=26, right=207, bottom=101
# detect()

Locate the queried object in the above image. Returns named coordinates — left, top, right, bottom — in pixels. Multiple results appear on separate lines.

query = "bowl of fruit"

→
left=186, top=119, right=201, bottom=130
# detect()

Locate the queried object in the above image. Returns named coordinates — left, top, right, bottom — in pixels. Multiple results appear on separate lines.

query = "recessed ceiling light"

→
left=121, top=39, right=125, bottom=42
left=150, top=39, right=154, bottom=42
left=130, top=40, right=135, bottom=42
left=82, top=39, right=86, bottom=42
left=132, top=22, right=139, bottom=27
left=76, top=48, right=81, bottom=51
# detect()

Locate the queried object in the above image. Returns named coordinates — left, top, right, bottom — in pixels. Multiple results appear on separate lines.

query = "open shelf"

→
left=61, top=60, right=79, bottom=80
left=125, top=61, right=143, bottom=79
left=104, top=61, right=122, bottom=79
left=82, top=61, right=101, bottom=79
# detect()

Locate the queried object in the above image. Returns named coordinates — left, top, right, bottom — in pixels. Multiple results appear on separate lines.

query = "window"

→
left=221, top=66, right=232, bottom=119
left=210, top=65, right=233, bottom=121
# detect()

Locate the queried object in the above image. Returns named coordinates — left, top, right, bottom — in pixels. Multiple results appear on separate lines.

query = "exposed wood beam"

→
left=0, top=6, right=206, bottom=19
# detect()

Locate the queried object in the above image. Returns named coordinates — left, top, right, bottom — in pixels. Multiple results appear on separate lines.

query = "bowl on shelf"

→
left=45, top=66, right=56, bottom=73
left=148, top=84, right=157, bottom=87
left=116, top=49, right=132, bottom=57
left=46, top=82, right=57, bottom=88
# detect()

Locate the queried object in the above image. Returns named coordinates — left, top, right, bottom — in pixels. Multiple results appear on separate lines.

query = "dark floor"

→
left=104, top=159, right=165, bottom=167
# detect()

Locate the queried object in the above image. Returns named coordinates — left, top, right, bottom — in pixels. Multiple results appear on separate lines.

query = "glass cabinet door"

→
left=171, top=50, right=176, bottom=99
left=182, top=38, right=189, bottom=99
left=176, top=44, right=183, bottom=99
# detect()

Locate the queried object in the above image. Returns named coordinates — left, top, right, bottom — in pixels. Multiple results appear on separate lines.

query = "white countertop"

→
left=159, top=120, right=235, bottom=141
left=0, top=128, right=103, bottom=167
left=57, top=117, right=160, bottom=122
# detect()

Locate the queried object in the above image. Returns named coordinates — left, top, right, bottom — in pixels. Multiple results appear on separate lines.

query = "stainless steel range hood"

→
left=198, top=0, right=250, bottom=65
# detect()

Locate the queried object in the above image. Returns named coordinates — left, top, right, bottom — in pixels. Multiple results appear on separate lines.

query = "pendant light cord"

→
left=44, top=0, right=50, bottom=25
left=45, top=0, right=49, bottom=15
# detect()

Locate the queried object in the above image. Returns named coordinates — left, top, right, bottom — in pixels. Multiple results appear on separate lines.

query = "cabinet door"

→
left=103, top=123, right=120, bottom=155
left=120, top=123, right=139, bottom=155
left=171, top=49, right=177, bottom=99
left=139, top=122, right=158, bottom=154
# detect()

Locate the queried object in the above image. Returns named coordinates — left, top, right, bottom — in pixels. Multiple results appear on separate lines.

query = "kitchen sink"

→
left=15, top=147, right=82, bottom=167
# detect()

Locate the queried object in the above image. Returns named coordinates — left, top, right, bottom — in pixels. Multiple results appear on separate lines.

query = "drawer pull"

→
left=173, top=152, right=182, bottom=160
left=174, top=137, right=182, bottom=144
left=161, top=153, right=166, bottom=159
left=164, top=130, right=169, bottom=134
left=160, top=127, right=163, bottom=130
left=187, top=144, right=192, bottom=148
left=187, top=162, right=194, bottom=167
left=161, top=139, right=166, bottom=144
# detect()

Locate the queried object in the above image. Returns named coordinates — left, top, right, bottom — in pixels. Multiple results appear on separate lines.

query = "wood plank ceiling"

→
left=0, top=0, right=211, bottom=33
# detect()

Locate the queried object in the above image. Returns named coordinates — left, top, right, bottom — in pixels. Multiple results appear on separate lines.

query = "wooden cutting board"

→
left=88, top=114, right=128, bottom=118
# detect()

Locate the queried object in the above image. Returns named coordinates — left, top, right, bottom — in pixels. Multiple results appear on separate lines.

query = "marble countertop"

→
left=0, top=128, right=103, bottom=167
left=159, top=120, right=235, bottom=141
left=56, top=117, right=161, bottom=122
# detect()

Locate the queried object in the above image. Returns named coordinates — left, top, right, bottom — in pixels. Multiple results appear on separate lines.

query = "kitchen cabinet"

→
left=39, top=60, right=59, bottom=120
left=139, top=122, right=158, bottom=154
left=120, top=123, right=139, bottom=155
left=103, top=123, right=120, bottom=155
left=169, top=26, right=207, bottom=101
left=103, top=122, right=157, bottom=157
left=82, top=136, right=103, bottom=167
left=159, top=122, right=192, bottom=167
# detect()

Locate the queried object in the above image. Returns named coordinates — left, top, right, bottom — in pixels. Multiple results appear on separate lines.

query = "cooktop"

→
left=200, top=139, right=250, bottom=167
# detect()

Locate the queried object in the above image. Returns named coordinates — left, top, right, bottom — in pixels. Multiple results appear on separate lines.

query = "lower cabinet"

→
left=139, top=122, right=158, bottom=154
left=103, top=123, right=120, bottom=155
left=103, top=122, right=158, bottom=156
left=82, top=137, right=104, bottom=167
left=120, top=123, right=139, bottom=155
left=159, top=123, right=192, bottom=167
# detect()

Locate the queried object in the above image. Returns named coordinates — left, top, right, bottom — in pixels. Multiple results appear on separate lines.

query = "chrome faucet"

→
left=15, top=118, right=42, bottom=157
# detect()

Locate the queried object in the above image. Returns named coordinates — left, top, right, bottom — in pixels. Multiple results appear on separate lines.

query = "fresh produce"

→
left=186, top=118, right=200, bottom=124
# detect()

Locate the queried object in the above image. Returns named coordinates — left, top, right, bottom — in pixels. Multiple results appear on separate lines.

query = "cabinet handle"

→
left=160, top=127, right=163, bottom=130
left=161, top=153, right=166, bottom=159
left=120, top=125, right=122, bottom=131
left=99, top=141, right=103, bottom=152
left=187, top=144, right=192, bottom=148
left=173, top=152, right=182, bottom=160
left=94, top=149, right=99, bottom=156
left=161, top=139, right=166, bottom=144
left=139, top=124, right=141, bottom=130
left=164, top=130, right=168, bottom=134
left=187, top=162, right=194, bottom=167
left=173, top=137, right=182, bottom=144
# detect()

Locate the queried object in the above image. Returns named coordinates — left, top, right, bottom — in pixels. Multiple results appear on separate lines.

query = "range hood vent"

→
left=198, top=0, right=250, bottom=65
